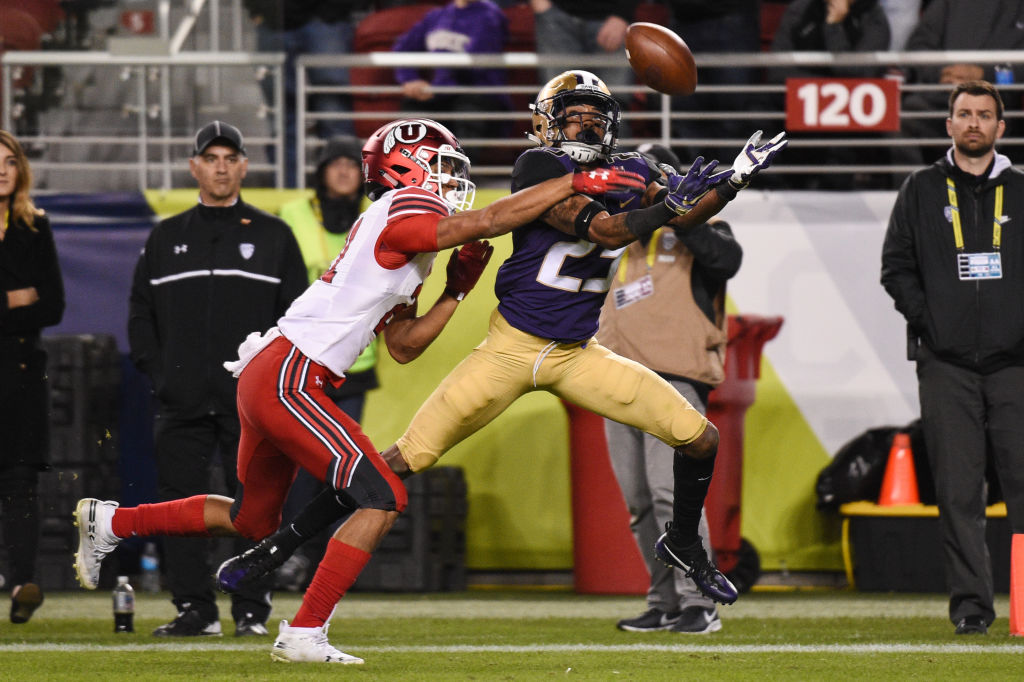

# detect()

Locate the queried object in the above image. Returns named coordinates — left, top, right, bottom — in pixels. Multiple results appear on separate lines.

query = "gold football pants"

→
left=396, top=309, right=708, bottom=472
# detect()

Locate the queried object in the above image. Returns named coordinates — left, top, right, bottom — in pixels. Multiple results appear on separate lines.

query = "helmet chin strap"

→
left=561, top=142, right=602, bottom=164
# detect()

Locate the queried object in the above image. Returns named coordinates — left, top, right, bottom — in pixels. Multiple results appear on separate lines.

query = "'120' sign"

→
left=785, top=78, right=901, bottom=132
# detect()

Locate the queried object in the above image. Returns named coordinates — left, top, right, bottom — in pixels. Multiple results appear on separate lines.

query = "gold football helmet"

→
left=529, top=70, right=621, bottom=164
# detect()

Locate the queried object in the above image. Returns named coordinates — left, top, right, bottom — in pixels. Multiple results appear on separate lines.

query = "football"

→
left=624, top=22, right=697, bottom=96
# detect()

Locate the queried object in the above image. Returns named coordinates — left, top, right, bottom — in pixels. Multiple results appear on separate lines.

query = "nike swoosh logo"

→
left=619, top=197, right=634, bottom=208
left=697, top=475, right=712, bottom=481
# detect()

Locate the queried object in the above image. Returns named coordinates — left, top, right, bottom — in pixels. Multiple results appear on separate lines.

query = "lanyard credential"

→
left=946, top=177, right=1005, bottom=280
left=945, top=177, right=1003, bottom=251
left=616, top=227, right=662, bottom=282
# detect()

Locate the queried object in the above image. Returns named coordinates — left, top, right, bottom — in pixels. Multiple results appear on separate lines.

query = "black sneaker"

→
left=616, top=608, right=681, bottom=632
left=954, top=615, right=988, bottom=635
left=235, top=613, right=270, bottom=637
left=217, top=536, right=288, bottom=594
left=654, top=526, right=738, bottom=605
left=670, top=606, right=722, bottom=634
left=10, top=583, right=44, bottom=624
left=152, top=609, right=223, bottom=637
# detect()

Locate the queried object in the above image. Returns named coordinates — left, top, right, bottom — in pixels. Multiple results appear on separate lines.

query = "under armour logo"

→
left=315, top=376, right=324, bottom=387
left=174, top=244, right=188, bottom=254
left=586, top=169, right=610, bottom=181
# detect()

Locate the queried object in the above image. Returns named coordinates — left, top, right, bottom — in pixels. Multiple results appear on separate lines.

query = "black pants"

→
left=917, top=347, right=1024, bottom=626
left=154, top=412, right=270, bottom=624
left=0, top=465, right=39, bottom=587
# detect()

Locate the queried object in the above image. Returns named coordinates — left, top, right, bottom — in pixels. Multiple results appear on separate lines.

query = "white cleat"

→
left=270, top=620, right=364, bottom=664
left=73, top=498, right=121, bottom=590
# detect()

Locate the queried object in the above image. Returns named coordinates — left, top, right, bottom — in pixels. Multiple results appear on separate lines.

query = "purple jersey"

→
left=495, top=147, right=660, bottom=343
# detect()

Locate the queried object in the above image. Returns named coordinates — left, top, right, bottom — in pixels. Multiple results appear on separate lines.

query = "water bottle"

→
left=140, top=542, right=160, bottom=592
left=113, top=575, right=135, bottom=633
left=995, top=64, right=1015, bottom=86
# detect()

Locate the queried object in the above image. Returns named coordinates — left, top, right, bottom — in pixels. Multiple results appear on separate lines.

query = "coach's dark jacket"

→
left=882, top=150, right=1024, bottom=374
left=0, top=212, right=64, bottom=469
left=129, top=199, right=306, bottom=419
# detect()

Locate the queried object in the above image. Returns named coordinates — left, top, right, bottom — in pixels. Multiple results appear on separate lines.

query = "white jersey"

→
left=275, top=186, right=451, bottom=376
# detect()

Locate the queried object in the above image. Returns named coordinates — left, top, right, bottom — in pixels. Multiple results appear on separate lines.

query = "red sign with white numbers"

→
left=785, top=78, right=901, bottom=132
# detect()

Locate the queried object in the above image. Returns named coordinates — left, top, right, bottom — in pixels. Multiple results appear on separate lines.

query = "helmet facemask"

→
left=420, top=144, right=476, bottom=212
left=529, top=71, right=621, bottom=164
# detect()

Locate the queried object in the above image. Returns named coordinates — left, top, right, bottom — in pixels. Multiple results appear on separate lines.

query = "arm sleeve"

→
left=904, top=0, right=948, bottom=83
left=127, top=239, right=162, bottom=380
left=880, top=177, right=929, bottom=334
left=0, top=215, right=65, bottom=332
left=380, top=212, right=442, bottom=254
left=824, top=8, right=891, bottom=77
left=393, top=14, right=432, bottom=83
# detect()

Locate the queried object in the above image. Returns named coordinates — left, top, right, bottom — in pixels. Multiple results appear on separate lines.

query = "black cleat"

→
left=235, top=613, right=270, bottom=637
left=954, top=616, right=988, bottom=635
left=654, top=526, right=738, bottom=605
left=216, top=536, right=288, bottom=594
left=616, top=607, right=681, bottom=632
left=152, top=609, right=222, bottom=637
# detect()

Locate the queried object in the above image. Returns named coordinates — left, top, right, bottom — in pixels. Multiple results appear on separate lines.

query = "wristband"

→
left=625, top=201, right=676, bottom=239
left=573, top=199, right=605, bottom=241
left=444, top=287, right=466, bottom=301
left=653, top=187, right=669, bottom=203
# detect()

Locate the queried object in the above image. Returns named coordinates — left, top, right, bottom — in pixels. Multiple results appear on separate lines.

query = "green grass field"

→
left=2, top=589, right=1022, bottom=680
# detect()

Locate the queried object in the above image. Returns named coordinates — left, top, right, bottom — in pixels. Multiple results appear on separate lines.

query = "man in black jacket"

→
left=881, top=80, right=1024, bottom=636
left=128, top=121, right=307, bottom=637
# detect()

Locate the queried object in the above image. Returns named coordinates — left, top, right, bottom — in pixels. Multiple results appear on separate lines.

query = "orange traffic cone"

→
left=1011, top=534, right=1024, bottom=636
left=877, top=432, right=920, bottom=506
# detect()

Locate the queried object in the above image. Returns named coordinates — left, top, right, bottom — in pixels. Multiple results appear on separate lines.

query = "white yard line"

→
left=2, top=642, right=1022, bottom=654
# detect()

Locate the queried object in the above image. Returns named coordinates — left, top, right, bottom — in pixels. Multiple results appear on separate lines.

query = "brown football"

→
left=625, top=22, right=697, bottom=96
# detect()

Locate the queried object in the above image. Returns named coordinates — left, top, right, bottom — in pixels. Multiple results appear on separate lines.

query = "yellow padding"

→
left=839, top=501, right=1007, bottom=518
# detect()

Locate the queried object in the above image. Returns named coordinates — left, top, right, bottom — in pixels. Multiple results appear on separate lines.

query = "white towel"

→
left=223, top=327, right=282, bottom=377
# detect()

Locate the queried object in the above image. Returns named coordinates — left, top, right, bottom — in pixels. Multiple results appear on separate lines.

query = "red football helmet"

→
left=362, top=118, right=476, bottom=211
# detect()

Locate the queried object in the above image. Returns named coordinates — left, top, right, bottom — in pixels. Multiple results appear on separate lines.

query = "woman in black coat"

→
left=0, top=129, right=65, bottom=624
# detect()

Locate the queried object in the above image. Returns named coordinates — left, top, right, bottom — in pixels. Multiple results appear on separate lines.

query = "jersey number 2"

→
left=536, top=240, right=624, bottom=293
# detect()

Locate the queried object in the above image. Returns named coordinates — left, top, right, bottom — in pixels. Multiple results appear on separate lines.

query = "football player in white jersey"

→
left=72, top=118, right=645, bottom=664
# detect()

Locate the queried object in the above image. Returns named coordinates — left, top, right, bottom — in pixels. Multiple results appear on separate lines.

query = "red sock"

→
left=111, top=495, right=211, bottom=538
left=292, top=539, right=371, bottom=628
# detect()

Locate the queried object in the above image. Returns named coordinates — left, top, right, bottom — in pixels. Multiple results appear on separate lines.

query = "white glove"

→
left=728, top=130, right=788, bottom=190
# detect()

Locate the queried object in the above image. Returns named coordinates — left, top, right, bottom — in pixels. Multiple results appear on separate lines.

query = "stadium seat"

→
left=0, top=6, right=44, bottom=93
left=760, top=1, right=789, bottom=52
left=633, top=1, right=671, bottom=27
left=350, top=4, right=435, bottom=138
left=0, top=0, right=64, bottom=35
left=503, top=3, right=537, bottom=108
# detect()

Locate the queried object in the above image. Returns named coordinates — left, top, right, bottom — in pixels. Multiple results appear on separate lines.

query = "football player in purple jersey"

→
left=219, top=71, right=786, bottom=607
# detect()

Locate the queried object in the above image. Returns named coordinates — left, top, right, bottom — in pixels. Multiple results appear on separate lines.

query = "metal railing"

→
left=4, top=48, right=1024, bottom=191
left=1, top=50, right=284, bottom=191
left=297, top=50, right=1024, bottom=189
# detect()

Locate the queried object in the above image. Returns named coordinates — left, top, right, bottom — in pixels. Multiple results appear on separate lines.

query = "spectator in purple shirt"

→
left=393, top=0, right=511, bottom=142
